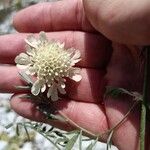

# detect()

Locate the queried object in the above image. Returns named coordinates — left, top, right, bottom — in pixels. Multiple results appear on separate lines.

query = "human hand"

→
left=0, top=0, right=148, bottom=150
left=83, top=0, right=150, bottom=45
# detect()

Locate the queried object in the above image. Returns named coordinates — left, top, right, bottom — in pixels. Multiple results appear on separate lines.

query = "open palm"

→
left=0, top=0, right=148, bottom=150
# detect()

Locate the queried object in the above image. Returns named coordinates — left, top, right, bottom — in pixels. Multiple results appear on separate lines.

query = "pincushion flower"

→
left=15, top=32, right=82, bottom=101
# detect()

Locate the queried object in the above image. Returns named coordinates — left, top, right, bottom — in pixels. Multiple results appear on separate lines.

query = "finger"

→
left=0, top=32, right=111, bottom=69
left=13, top=0, right=95, bottom=33
left=83, top=0, right=150, bottom=45
left=0, top=66, right=105, bottom=103
left=104, top=44, right=142, bottom=149
left=10, top=95, right=108, bottom=136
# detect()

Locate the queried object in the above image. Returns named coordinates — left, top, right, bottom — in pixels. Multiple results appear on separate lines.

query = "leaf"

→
left=65, top=133, right=79, bottom=150
left=79, top=130, right=82, bottom=150
left=86, top=142, right=93, bottom=150
left=55, top=138, right=68, bottom=147
left=42, top=126, right=47, bottom=132
left=82, top=138, right=92, bottom=141
left=24, top=124, right=30, bottom=141
left=53, top=130, right=64, bottom=137
left=66, top=130, right=79, bottom=135
left=47, top=126, right=54, bottom=133
left=107, top=130, right=114, bottom=150
left=16, top=124, right=20, bottom=136
left=5, top=123, right=13, bottom=129
left=105, top=86, right=132, bottom=98
left=86, top=137, right=98, bottom=150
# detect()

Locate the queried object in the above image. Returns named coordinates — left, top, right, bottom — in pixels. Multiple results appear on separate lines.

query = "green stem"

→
left=140, top=46, right=150, bottom=150
left=140, top=104, right=146, bottom=150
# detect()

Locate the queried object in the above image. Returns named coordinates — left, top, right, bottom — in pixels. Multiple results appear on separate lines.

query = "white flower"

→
left=15, top=32, right=82, bottom=101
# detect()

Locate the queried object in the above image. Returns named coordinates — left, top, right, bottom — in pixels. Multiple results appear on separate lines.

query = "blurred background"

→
left=0, top=0, right=118, bottom=150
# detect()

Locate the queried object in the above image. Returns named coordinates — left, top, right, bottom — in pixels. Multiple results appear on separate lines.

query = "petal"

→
left=60, top=82, right=65, bottom=88
left=31, top=79, right=44, bottom=96
left=71, top=58, right=81, bottom=66
left=69, top=67, right=81, bottom=74
left=51, top=84, right=59, bottom=101
left=28, top=67, right=37, bottom=75
left=25, top=35, right=39, bottom=48
left=39, top=31, right=48, bottom=42
left=69, top=68, right=82, bottom=82
left=47, top=78, right=53, bottom=86
left=47, top=86, right=53, bottom=98
left=15, top=53, right=30, bottom=65
left=16, top=64, right=28, bottom=69
left=19, top=53, right=29, bottom=58
left=67, top=48, right=75, bottom=57
left=47, top=83, right=59, bottom=101
left=71, top=74, right=82, bottom=82
left=25, top=45, right=35, bottom=56
left=58, top=85, right=66, bottom=95
left=72, top=50, right=81, bottom=60
left=58, top=42, right=65, bottom=48
left=41, top=84, right=46, bottom=93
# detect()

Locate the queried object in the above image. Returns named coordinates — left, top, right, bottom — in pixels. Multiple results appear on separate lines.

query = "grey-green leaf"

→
left=79, top=130, right=82, bottom=150
left=107, top=130, right=114, bottom=150
left=86, top=142, right=93, bottom=150
left=16, top=124, right=20, bottom=136
left=86, top=137, right=98, bottom=150
left=5, top=123, right=13, bottom=129
left=24, top=124, right=30, bottom=141
left=65, top=134, right=79, bottom=150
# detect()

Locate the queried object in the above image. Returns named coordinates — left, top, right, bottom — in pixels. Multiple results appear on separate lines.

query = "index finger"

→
left=13, top=0, right=95, bottom=33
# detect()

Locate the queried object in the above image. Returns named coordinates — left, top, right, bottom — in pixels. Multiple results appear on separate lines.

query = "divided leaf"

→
left=65, top=133, right=79, bottom=150
left=106, top=130, right=114, bottom=150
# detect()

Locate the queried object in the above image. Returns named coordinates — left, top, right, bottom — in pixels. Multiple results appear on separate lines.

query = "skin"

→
left=0, top=0, right=150, bottom=149
left=83, top=0, right=150, bottom=45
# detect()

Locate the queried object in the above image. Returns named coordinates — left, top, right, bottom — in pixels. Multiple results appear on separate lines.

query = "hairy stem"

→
left=59, top=100, right=138, bottom=140
left=59, top=111, right=97, bottom=137
left=105, top=101, right=138, bottom=135
left=140, top=46, right=150, bottom=150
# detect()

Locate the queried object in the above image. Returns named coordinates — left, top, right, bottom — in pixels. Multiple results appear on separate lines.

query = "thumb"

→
left=83, top=0, right=150, bottom=45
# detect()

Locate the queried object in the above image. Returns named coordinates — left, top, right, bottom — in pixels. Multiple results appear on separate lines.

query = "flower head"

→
left=15, top=32, right=82, bottom=101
